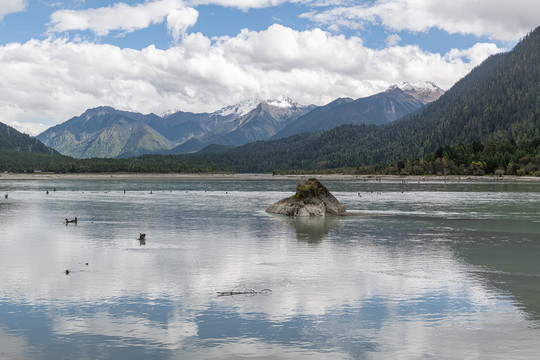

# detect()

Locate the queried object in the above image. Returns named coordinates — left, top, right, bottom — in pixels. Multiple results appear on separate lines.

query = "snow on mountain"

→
left=386, top=81, right=445, bottom=104
left=265, top=95, right=300, bottom=109
left=389, top=81, right=438, bottom=92
left=213, top=99, right=262, bottom=117
left=213, top=96, right=299, bottom=118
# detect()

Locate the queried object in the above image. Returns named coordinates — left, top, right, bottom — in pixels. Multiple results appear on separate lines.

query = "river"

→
left=0, top=178, right=539, bottom=359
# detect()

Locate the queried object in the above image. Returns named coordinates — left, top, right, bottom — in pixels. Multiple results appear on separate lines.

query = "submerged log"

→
left=266, top=178, right=346, bottom=217
left=217, top=286, right=272, bottom=297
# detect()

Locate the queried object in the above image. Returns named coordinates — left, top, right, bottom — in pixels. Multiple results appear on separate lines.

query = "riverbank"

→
left=1, top=172, right=539, bottom=182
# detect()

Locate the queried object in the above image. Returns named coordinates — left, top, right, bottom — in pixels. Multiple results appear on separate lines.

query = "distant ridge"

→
left=38, top=97, right=314, bottom=158
left=37, top=107, right=173, bottom=158
left=387, top=81, right=445, bottom=104
left=272, top=81, right=444, bottom=139
left=168, top=97, right=315, bottom=154
left=0, top=121, right=56, bottom=154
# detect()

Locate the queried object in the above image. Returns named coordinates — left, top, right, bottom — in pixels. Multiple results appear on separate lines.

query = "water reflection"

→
left=269, top=214, right=345, bottom=243
left=450, top=228, right=540, bottom=321
left=0, top=179, right=539, bottom=359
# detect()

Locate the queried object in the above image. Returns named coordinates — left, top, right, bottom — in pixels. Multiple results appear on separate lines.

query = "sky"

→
left=0, top=1, right=538, bottom=135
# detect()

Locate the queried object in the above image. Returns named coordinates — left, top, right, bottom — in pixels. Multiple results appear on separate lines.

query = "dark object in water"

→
left=65, top=217, right=78, bottom=224
left=139, top=233, right=146, bottom=245
left=217, top=285, right=272, bottom=297
left=65, top=269, right=70, bottom=275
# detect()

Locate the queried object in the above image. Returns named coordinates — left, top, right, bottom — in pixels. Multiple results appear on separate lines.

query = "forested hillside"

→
left=183, top=25, right=540, bottom=172
left=0, top=121, right=56, bottom=154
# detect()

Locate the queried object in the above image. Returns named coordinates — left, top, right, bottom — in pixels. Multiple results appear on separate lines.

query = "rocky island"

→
left=266, top=178, right=346, bottom=216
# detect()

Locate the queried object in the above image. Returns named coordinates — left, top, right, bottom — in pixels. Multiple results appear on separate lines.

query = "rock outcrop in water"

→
left=266, top=178, right=346, bottom=216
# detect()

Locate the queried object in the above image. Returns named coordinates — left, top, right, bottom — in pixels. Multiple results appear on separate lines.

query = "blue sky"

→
left=0, top=0, right=538, bottom=134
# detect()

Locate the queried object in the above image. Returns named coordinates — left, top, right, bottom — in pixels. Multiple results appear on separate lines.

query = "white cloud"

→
left=385, top=33, right=401, bottom=47
left=302, top=0, right=540, bottom=42
left=167, top=7, right=199, bottom=43
left=0, top=25, right=504, bottom=135
left=0, top=0, right=27, bottom=20
left=444, top=42, right=503, bottom=66
left=188, top=0, right=293, bottom=10
left=48, top=0, right=197, bottom=38
left=186, top=0, right=351, bottom=10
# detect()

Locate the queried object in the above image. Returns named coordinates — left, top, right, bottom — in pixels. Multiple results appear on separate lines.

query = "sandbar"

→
left=0, top=172, right=538, bottom=182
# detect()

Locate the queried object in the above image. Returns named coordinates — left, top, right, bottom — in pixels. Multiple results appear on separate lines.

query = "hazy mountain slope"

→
left=39, top=97, right=313, bottom=157
left=167, top=97, right=314, bottom=153
left=273, top=82, right=443, bottom=139
left=37, top=107, right=174, bottom=158
left=142, top=111, right=217, bottom=143
left=0, top=121, right=56, bottom=154
left=203, top=100, right=313, bottom=142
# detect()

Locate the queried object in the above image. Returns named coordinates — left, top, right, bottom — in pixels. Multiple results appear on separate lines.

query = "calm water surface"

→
left=0, top=178, right=539, bottom=359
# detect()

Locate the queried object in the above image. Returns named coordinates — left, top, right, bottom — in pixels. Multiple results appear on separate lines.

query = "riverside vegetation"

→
left=1, top=135, right=539, bottom=177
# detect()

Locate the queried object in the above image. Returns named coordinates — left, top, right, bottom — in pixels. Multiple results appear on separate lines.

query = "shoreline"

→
left=1, top=172, right=539, bottom=182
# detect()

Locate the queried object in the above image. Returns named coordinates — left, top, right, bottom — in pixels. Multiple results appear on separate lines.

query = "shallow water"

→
left=0, top=178, right=539, bottom=359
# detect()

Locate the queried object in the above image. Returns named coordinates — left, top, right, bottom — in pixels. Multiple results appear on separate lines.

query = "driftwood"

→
left=217, top=285, right=272, bottom=297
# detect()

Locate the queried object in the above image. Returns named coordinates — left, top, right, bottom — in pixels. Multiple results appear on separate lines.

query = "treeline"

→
left=272, top=136, right=540, bottom=177
left=376, top=136, right=540, bottom=176
left=1, top=136, right=539, bottom=177
left=0, top=151, right=232, bottom=174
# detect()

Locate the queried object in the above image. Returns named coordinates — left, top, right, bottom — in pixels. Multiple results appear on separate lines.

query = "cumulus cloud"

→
left=48, top=0, right=197, bottom=38
left=167, top=7, right=199, bottom=43
left=302, top=0, right=540, bottom=41
left=0, top=0, right=27, bottom=20
left=0, top=25, right=504, bottom=135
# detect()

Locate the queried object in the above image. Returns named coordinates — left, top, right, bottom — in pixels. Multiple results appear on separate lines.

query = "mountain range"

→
left=190, top=25, right=540, bottom=172
left=3, top=24, right=539, bottom=172
left=35, top=83, right=443, bottom=158
left=272, top=81, right=444, bottom=139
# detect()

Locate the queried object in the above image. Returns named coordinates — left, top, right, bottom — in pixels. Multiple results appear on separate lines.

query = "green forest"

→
left=1, top=135, right=539, bottom=177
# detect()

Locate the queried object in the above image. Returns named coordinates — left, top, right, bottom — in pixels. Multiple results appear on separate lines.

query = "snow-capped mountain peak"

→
left=213, top=96, right=299, bottom=118
left=387, top=80, right=439, bottom=92
left=213, top=98, right=262, bottom=117
left=386, top=81, right=445, bottom=104
left=265, top=95, right=299, bottom=109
